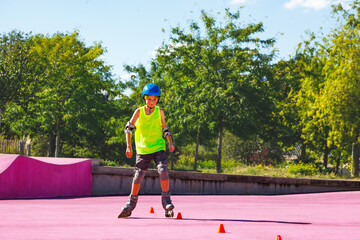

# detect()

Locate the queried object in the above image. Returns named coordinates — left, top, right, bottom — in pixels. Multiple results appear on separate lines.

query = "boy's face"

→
left=145, top=95, right=159, bottom=108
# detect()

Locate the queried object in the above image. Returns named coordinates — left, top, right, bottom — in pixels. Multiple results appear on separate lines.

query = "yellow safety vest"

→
left=134, top=106, right=166, bottom=154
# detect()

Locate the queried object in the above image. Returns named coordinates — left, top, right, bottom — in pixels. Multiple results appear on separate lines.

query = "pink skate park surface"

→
left=1, top=154, right=360, bottom=239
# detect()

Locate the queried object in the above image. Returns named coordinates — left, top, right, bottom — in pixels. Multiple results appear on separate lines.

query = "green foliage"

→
left=2, top=4, right=360, bottom=176
left=318, top=1, right=360, bottom=175
left=287, top=162, right=318, bottom=176
left=0, top=31, right=37, bottom=133
left=176, top=155, right=239, bottom=172
left=127, top=8, right=276, bottom=173
left=100, top=160, right=118, bottom=167
left=99, top=160, right=132, bottom=168
left=270, top=1, right=360, bottom=174
left=1, top=30, right=125, bottom=160
left=173, top=156, right=355, bottom=180
left=27, top=31, right=121, bottom=157
left=222, top=130, right=284, bottom=165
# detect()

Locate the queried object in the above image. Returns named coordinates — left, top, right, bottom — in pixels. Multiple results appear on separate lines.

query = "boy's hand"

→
left=126, top=147, right=132, bottom=158
left=169, top=144, right=175, bottom=152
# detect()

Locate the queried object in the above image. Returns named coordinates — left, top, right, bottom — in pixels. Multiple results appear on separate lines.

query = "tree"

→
left=294, top=34, right=330, bottom=167
left=0, top=31, right=35, bottom=132
left=321, top=2, right=360, bottom=176
left=26, top=31, right=119, bottom=157
left=272, top=58, right=304, bottom=159
left=273, top=36, right=328, bottom=165
left=135, top=9, right=276, bottom=172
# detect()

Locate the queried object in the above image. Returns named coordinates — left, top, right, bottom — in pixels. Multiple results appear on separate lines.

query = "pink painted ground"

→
left=1, top=191, right=360, bottom=240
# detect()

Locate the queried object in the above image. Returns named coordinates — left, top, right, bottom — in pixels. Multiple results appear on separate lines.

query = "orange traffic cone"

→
left=276, top=235, right=282, bottom=240
left=149, top=207, right=154, bottom=213
left=176, top=212, right=183, bottom=219
left=217, top=224, right=225, bottom=233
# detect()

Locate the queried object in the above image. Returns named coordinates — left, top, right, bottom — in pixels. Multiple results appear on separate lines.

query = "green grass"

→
left=172, top=156, right=360, bottom=180
left=102, top=155, right=360, bottom=181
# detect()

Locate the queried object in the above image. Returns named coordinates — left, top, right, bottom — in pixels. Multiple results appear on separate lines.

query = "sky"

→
left=0, top=0, right=353, bottom=81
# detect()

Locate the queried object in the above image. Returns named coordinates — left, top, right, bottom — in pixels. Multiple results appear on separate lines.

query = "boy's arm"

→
left=125, top=132, right=132, bottom=158
left=125, top=109, right=140, bottom=158
left=160, top=108, right=175, bottom=152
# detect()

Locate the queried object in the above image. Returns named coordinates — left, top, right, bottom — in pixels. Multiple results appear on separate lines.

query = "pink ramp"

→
left=0, top=154, right=92, bottom=199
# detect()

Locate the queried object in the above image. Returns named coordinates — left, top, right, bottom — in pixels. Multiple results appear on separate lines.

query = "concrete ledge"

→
left=92, top=166, right=360, bottom=196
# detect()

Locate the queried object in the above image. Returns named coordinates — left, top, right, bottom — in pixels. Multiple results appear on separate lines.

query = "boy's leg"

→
left=131, top=154, right=152, bottom=195
left=154, top=151, right=170, bottom=188
left=154, top=151, right=174, bottom=217
left=131, top=183, right=141, bottom=196
left=118, top=154, right=151, bottom=218
left=131, top=167, right=147, bottom=195
left=160, top=179, right=169, bottom=193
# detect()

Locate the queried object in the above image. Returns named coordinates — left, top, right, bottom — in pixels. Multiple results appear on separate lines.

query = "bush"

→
left=198, top=159, right=217, bottom=169
left=175, top=155, right=196, bottom=171
left=222, top=131, right=284, bottom=165
left=287, top=162, right=318, bottom=176
left=99, top=160, right=131, bottom=168
left=100, top=160, right=119, bottom=167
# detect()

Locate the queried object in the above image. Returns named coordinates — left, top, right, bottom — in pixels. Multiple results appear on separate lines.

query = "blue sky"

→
left=0, top=0, right=352, bottom=80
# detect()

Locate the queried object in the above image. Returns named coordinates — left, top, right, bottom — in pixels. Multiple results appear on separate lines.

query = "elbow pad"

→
left=124, top=121, right=136, bottom=134
left=162, top=126, right=171, bottom=139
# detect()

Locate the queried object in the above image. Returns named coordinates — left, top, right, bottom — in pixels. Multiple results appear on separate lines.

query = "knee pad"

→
left=157, top=163, right=169, bottom=181
left=133, top=168, right=147, bottom=184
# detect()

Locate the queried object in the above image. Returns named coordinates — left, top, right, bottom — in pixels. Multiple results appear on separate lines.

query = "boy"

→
left=118, top=83, right=175, bottom=218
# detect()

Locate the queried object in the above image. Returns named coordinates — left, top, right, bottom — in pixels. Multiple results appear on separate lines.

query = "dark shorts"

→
left=135, top=150, right=167, bottom=170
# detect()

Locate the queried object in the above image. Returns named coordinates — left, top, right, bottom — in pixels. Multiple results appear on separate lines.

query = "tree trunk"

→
left=47, top=133, right=52, bottom=157
left=323, top=144, right=329, bottom=169
left=55, top=129, right=61, bottom=158
left=323, top=128, right=329, bottom=169
left=194, top=125, right=200, bottom=171
left=335, top=153, right=341, bottom=174
left=216, top=120, right=223, bottom=173
left=20, top=141, right=25, bottom=155
left=0, top=107, right=2, bottom=130
left=26, top=143, right=31, bottom=156
left=352, top=142, right=359, bottom=177
left=300, top=141, right=306, bottom=162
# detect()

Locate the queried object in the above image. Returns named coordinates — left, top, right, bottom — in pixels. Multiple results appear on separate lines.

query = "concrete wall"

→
left=92, top=166, right=360, bottom=196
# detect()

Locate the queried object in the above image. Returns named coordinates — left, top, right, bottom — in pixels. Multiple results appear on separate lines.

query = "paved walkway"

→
left=1, top=191, right=360, bottom=240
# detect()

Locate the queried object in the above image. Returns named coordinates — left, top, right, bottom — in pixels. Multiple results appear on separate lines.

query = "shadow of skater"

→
left=129, top=217, right=311, bottom=225
left=182, top=218, right=311, bottom=225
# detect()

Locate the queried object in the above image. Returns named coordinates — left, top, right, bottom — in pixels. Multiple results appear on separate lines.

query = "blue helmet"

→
left=142, top=84, right=161, bottom=97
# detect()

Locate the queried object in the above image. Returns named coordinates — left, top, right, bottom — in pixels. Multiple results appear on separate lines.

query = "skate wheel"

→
left=165, top=210, right=174, bottom=218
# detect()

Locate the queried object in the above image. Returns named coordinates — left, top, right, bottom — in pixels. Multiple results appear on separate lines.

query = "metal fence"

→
left=0, top=139, right=31, bottom=156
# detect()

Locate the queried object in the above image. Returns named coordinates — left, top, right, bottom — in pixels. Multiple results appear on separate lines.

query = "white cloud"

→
left=230, top=0, right=247, bottom=4
left=284, top=0, right=351, bottom=10
left=284, top=0, right=330, bottom=10
left=120, top=72, right=137, bottom=80
left=148, top=49, right=158, bottom=58
left=147, top=43, right=187, bottom=59
left=169, top=42, right=186, bottom=49
left=335, top=0, right=352, bottom=9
